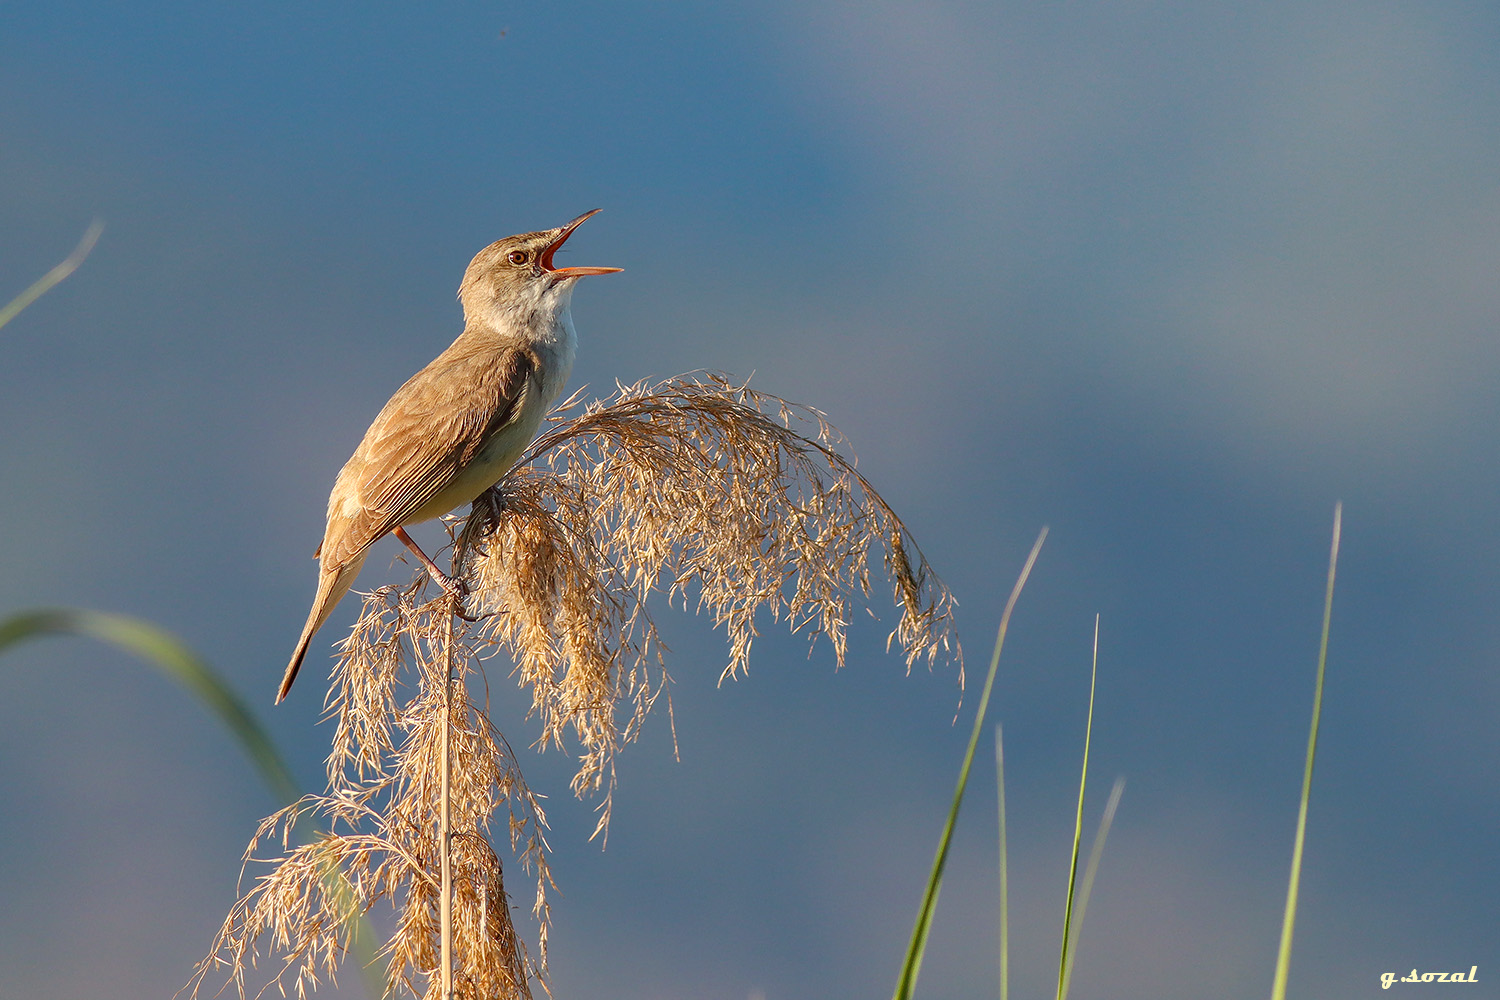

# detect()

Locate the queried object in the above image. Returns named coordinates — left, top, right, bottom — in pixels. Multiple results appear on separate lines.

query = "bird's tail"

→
left=277, top=550, right=368, bottom=704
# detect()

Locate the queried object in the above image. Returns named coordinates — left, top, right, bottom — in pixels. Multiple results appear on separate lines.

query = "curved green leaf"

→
left=0, top=221, right=104, bottom=331
left=0, top=606, right=389, bottom=996
left=0, top=606, right=299, bottom=806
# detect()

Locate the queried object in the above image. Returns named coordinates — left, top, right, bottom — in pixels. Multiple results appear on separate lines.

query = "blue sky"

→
left=2, top=3, right=1497, bottom=998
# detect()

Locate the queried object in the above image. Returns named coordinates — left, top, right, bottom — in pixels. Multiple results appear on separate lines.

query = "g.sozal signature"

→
left=1381, top=967, right=1479, bottom=989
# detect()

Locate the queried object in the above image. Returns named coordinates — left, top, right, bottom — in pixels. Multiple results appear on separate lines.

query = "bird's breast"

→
left=532, top=305, right=577, bottom=402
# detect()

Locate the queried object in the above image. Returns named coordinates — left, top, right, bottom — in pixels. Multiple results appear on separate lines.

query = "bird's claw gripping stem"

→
left=393, top=526, right=490, bottom=621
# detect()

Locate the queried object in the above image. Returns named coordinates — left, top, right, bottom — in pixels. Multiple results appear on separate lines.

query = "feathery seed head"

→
left=191, top=373, right=958, bottom=1000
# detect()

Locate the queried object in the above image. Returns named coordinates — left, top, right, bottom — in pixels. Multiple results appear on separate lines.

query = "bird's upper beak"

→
left=540, top=209, right=623, bottom=277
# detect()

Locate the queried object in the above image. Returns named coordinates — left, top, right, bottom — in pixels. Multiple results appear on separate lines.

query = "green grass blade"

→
left=1056, top=615, right=1100, bottom=1000
left=892, top=526, right=1047, bottom=1000
left=1269, top=502, right=1342, bottom=1000
left=0, top=220, right=104, bottom=331
left=1060, top=776, right=1124, bottom=999
left=0, top=606, right=299, bottom=805
left=996, top=725, right=1009, bottom=1000
left=0, top=605, right=389, bottom=996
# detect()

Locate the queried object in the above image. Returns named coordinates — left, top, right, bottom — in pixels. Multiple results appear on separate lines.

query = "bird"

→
left=276, top=210, right=621, bottom=703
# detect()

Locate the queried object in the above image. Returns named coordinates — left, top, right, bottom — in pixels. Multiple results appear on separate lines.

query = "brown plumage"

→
left=277, top=210, right=620, bottom=703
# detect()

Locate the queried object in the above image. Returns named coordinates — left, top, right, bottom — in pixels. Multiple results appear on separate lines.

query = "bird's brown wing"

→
left=319, top=343, right=538, bottom=570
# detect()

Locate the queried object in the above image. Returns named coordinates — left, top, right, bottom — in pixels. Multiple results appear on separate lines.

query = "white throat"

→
left=465, top=278, right=578, bottom=401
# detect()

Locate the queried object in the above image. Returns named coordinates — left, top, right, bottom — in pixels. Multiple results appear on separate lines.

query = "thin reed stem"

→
left=440, top=594, right=456, bottom=1000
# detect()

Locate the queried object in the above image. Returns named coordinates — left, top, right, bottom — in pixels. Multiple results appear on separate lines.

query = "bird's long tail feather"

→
left=277, top=551, right=368, bottom=703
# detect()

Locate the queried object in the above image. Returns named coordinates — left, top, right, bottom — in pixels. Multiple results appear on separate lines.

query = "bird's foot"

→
left=430, top=571, right=475, bottom=620
left=392, top=525, right=492, bottom=622
left=438, top=575, right=496, bottom=623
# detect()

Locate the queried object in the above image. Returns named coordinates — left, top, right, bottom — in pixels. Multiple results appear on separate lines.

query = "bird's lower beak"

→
left=540, top=209, right=623, bottom=277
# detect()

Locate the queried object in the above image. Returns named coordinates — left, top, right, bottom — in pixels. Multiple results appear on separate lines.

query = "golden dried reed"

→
left=190, top=373, right=959, bottom=1000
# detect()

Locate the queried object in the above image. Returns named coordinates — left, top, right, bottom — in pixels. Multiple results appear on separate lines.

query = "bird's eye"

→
left=507, top=250, right=529, bottom=266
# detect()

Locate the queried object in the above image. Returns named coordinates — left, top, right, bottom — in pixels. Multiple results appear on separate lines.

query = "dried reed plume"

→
left=190, top=372, right=959, bottom=1000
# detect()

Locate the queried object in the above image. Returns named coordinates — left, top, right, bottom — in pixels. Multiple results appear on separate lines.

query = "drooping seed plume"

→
left=191, top=372, right=959, bottom=1000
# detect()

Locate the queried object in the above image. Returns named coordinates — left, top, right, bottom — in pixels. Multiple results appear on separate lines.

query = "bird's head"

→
left=458, top=209, right=621, bottom=329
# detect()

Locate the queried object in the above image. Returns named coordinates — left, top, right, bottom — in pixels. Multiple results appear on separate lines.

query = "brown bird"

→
left=277, top=210, right=620, bottom=703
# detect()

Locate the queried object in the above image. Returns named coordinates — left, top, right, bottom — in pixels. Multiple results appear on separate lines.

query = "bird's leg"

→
left=393, top=526, right=483, bottom=621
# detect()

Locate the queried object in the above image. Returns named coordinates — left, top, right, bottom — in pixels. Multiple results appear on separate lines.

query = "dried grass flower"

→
left=190, top=372, right=959, bottom=1000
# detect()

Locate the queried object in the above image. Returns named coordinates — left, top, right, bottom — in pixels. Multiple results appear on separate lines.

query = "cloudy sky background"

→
left=2, top=2, right=1497, bottom=998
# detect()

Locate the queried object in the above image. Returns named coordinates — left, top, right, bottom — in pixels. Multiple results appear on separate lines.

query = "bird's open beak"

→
left=540, top=209, right=623, bottom=277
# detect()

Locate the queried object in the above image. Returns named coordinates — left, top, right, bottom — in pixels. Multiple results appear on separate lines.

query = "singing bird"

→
left=277, top=210, right=621, bottom=703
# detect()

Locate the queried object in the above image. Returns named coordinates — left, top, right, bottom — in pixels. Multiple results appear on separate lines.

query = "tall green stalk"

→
left=995, top=725, right=1009, bottom=1000
left=1056, top=616, right=1100, bottom=1000
left=1270, top=503, right=1342, bottom=1000
left=892, top=527, right=1047, bottom=1000
left=1061, top=776, right=1123, bottom=999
